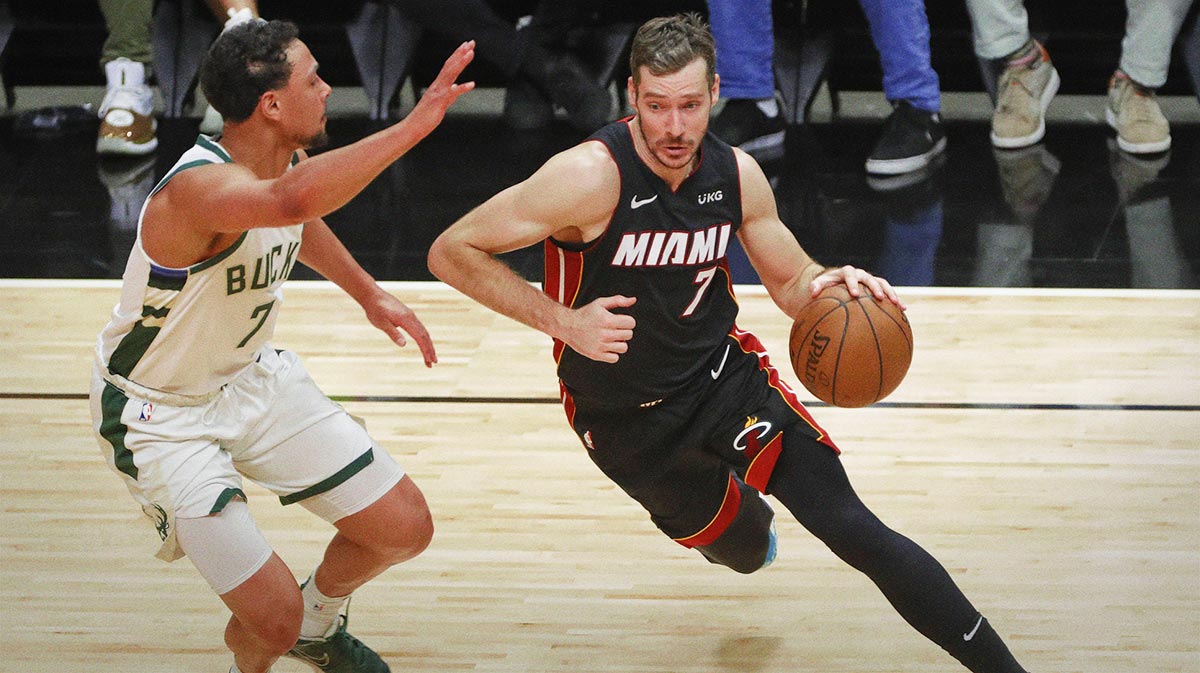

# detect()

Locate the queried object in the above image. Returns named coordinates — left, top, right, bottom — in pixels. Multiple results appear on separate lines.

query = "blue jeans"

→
left=707, top=0, right=776, bottom=99
left=706, top=0, right=941, bottom=111
left=858, top=0, right=941, bottom=111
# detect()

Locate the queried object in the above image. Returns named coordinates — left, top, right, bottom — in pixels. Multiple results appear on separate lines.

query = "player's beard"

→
left=653, top=135, right=697, bottom=170
left=302, top=129, right=329, bottom=150
left=639, top=125, right=698, bottom=171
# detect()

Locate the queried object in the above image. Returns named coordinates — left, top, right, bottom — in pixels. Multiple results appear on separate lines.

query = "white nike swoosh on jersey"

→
left=711, top=344, right=731, bottom=379
left=630, top=194, right=658, bottom=209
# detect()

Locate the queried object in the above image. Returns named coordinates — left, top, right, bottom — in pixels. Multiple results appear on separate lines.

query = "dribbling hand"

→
left=809, top=265, right=905, bottom=310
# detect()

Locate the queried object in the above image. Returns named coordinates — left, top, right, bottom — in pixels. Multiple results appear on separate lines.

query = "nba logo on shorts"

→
left=139, top=401, right=155, bottom=422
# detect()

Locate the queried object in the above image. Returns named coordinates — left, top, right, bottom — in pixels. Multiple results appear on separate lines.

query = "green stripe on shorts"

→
left=209, top=487, right=247, bottom=515
left=278, top=448, right=375, bottom=506
left=99, top=382, right=137, bottom=480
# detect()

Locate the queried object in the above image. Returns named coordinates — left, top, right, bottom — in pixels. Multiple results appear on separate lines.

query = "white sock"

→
left=755, top=97, right=779, bottom=119
left=223, top=7, right=255, bottom=32
left=300, top=570, right=349, bottom=639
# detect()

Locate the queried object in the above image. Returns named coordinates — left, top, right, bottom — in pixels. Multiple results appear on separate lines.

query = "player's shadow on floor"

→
left=716, top=635, right=785, bottom=672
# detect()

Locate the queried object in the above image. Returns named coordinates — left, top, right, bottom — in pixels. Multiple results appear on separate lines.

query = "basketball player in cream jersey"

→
left=431, top=13, right=1034, bottom=673
left=89, top=20, right=475, bottom=673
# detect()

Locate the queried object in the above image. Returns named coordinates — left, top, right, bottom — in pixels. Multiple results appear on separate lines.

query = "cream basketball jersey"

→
left=97, top=135, right=304, bottom=396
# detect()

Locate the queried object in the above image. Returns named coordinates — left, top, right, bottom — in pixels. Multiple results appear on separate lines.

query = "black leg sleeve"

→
left=766, top=439, right=1028, bottom=673
left=695, top=478, right=775, bottom=574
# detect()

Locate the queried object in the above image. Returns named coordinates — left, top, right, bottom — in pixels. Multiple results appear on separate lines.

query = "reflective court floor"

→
left=1, top=89, right=1197, bottom=289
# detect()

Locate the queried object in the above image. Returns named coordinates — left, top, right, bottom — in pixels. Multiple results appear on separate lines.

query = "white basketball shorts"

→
left=90, top=346, right=404, bottom=562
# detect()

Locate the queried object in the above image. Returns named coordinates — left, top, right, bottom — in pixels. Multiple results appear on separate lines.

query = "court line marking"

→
left=1, top=392, right=1196, bottom=412
left=4, top=281, right=1194, bottom=411
left=2, top=278, right=1199, bottom=300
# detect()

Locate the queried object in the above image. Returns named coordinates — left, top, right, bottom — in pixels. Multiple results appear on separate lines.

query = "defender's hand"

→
left=364, top=292, right=438, bottom=367
left=405, top=41, right=477, bottom=135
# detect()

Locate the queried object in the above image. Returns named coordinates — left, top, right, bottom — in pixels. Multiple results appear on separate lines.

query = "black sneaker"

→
left=865, top=100, right=946, bottom=175
left=521, top=48, right=613, bottom=133
left=867, top=152, right=945, bottom=193
left=710, top=99, right=786, bottom=157
left=503, top=78, right=554, bottom=131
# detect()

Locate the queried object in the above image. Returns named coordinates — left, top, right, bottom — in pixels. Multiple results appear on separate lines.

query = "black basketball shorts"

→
left=560, top=328, right=839, bottom=547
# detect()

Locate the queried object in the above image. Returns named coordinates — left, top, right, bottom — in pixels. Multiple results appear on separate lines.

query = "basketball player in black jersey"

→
left=430, top=13, right=1032, bottom=673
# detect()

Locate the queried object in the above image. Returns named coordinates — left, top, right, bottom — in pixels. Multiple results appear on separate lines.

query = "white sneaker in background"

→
left=200, top=104, right=224, bottom=135
left=97, top=58, right=157, bottom=156
left=97, top=155, right=156, bottom=230
left=198, top=6, right=257, bottom=135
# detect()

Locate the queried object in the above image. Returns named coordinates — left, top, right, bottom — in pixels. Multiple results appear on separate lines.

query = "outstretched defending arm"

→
left=243, top=41, right=477, bottom=227
left=158, top=41, right=477, bottom=237
left=142, top=42, right=477, bottom=271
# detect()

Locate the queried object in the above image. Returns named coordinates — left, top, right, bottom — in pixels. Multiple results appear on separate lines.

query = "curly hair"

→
left=199, top=19, right=299, bottom=123
left=628, top=13, right=716, bottom=88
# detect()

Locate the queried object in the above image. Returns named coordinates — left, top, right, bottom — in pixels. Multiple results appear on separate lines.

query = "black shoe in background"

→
left=521, top=48, right=612, bottom=134
left=503, top=78, right=555, bottom=131
left=867, top=152, right=946, bottom=193
left=710, top=99, right=786, bottom=158
left=865, top=100, right=946, bottom=175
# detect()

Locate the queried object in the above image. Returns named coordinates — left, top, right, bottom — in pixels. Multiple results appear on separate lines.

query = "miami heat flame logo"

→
left=734, top=415, right=773, bottom=453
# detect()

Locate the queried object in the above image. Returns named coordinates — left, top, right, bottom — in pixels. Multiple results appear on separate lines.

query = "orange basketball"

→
left=788, top=285, right=913, bottom=407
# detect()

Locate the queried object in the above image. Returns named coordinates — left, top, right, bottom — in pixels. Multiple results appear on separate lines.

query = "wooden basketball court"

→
left=2, top=280, right=1197, bottom=673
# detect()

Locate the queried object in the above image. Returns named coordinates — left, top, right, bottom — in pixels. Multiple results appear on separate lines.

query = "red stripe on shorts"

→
left=674, top=473, right=743, bottom=548
left=745, top=431, right=784, bottom=492
left=730, top=325, right=839, bottom=454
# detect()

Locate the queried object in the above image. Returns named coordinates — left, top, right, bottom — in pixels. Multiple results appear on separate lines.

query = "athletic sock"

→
left=223, top=7, right=255, bottom=32
left=299, top=568, right=350, bottom=639
left=1004, top=38, right=1038, bottom=65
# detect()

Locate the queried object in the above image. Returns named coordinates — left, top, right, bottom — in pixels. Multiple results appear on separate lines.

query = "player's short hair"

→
left=628, top=13, right=716, bottom=89
left=200, top=19, right=299, bottom=123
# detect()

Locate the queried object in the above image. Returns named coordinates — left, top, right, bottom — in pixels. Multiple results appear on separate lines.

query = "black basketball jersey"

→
left=544, top=119, right=744, bottom=407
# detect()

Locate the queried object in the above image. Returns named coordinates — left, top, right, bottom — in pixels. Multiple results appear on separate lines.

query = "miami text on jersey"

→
left=611, top=222, right=732, bottom=268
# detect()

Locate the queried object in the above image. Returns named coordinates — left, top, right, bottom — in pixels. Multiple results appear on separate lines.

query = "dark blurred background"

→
left=1, top=0, right=1197, bottom=288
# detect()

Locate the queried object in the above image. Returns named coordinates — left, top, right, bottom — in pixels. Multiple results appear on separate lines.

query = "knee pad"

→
left=696, top=486, right=777, bottom=574
left=175, top=499, right=273, bottom=595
